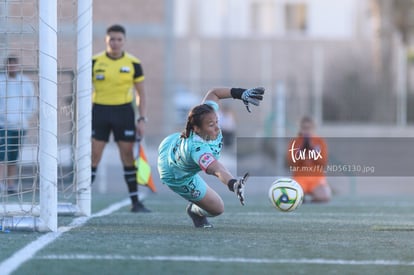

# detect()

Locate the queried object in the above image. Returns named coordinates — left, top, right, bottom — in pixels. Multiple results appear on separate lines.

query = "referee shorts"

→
left=92, top=103, right=136, bottom=142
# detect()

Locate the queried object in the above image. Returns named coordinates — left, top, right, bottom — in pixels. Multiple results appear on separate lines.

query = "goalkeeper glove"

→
left=231, top=87, right=265, bottom=112
left=227, top=173, right=249, bottom=206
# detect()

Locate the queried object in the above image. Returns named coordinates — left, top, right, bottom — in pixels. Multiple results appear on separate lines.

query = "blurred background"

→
left=2, top=0, right=414, bottom=138
left=94, top=0, right=414, bottom=196
left=91, top=0, right=414, bottom=140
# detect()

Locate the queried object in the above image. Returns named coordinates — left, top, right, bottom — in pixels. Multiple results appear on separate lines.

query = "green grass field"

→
left=1, top=190, right=414, bottom=275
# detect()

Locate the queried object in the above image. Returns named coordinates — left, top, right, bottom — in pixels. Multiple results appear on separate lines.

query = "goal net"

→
left=0, top=0, right=92, bottom=232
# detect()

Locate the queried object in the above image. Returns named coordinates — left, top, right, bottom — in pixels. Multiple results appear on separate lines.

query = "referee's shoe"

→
left=131, top=201, right=151, bottom=213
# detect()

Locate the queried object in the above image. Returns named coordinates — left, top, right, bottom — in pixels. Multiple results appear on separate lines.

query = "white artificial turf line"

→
left=36, top=254, right=414, bottom=266
left=0, top=198, right=130, bottom=275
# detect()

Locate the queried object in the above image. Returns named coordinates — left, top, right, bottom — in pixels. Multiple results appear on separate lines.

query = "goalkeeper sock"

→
left=91, top=167, right=97, bottom=183
left=124, top=166, right=138, bottom=204
left=190, top=203, right=214, bottom=217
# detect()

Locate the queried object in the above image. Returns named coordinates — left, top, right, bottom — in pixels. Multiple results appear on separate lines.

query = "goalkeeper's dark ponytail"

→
left=181, top=104, right=215, bottom=138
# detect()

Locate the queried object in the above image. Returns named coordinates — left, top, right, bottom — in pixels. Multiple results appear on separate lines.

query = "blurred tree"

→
left=371, top=0, right=414, bottom=68
left=393, top=0, right=414, bottom=44
left=370, top=0, right=414, bottom=122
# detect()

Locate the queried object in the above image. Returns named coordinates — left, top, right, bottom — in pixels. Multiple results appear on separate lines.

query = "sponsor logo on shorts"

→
left=124, top=130, right=135, bottom=136
left=182, top=184, right=201, bottom=199
left=199, top=153, right=215, bottom=170
left=191, top=190, right=201, bottom=199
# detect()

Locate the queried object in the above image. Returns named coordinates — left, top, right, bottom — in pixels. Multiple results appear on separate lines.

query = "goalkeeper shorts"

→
left=163, top=174, right=207, bottom=202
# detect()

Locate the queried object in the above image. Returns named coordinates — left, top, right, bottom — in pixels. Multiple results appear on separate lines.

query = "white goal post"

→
left=75, top=0, right=93, bottom=218
left=38, top=0, right=58, bottom=232
left=0, top=0, right=92, bottom=232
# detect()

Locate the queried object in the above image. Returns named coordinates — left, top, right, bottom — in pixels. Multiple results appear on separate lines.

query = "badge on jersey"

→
left=120, top=66, right=131, bottom=73
left=199, top=153, right=215, bottom=170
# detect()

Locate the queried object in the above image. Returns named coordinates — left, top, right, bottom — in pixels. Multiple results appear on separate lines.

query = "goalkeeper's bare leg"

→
left=187, top=186, right=224, bottom=228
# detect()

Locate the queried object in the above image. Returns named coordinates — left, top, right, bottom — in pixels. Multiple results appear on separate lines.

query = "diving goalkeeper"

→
left=157, top=87, right=265, bottom=228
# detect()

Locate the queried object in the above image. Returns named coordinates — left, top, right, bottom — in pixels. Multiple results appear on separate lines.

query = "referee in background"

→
left=91, top=24, right=150, bottom=212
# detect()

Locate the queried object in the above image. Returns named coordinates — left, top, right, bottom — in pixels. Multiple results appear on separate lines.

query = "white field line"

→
left=36, top=254, right=414, bottom=266
left=0, top=198, right=130, bottom=275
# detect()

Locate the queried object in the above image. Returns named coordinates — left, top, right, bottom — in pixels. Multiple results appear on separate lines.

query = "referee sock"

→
left=124, top=166, right=138, bottom=204
left=91, top=167, right=97, bottom=183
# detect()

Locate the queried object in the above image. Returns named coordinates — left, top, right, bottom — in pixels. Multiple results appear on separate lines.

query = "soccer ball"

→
left=268, top=178, right=304, bottom=212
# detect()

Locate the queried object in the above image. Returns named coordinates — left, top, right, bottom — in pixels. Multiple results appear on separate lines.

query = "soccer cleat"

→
left=131, top=201, right=151, bottom=213
left=186, top=203, right=213, bottom=228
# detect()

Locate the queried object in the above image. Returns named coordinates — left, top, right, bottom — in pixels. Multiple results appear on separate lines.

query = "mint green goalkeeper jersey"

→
left=157, top=101, right=223, bottom=186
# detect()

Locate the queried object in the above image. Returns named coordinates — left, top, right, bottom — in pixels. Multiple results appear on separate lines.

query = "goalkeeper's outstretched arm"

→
left=206, top=159, right=248, bottom=206
left=202, top=87, right=265, bottom=112
left=206, top=160, right=234, bottom=186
